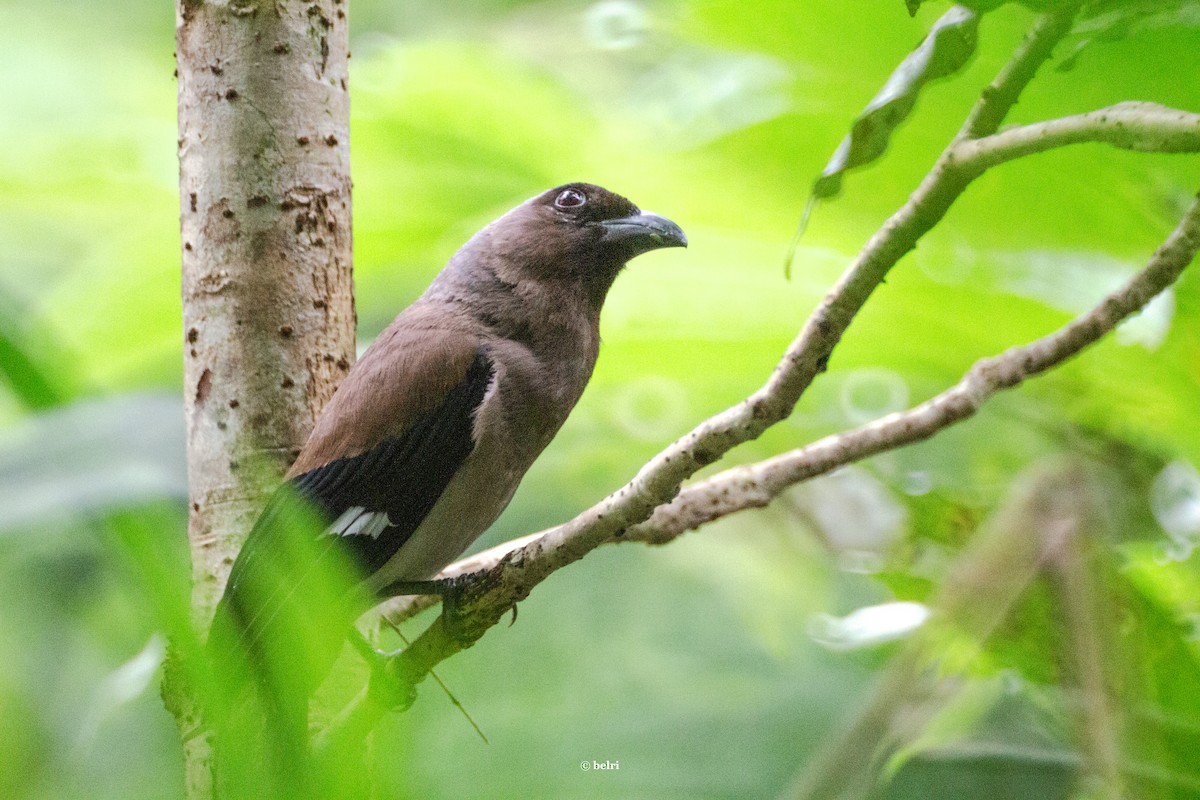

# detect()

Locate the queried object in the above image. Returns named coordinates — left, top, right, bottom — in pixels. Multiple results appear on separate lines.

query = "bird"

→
left=205, top=182, right=686, bottom=762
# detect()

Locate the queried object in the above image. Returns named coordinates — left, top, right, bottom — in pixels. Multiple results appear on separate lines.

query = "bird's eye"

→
left=554, top=188, right=587, bottom=210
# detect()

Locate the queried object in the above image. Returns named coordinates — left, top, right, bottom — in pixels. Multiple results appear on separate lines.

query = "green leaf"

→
left=0, top=288, right=66, bottom=410
left=815, top=6, right=979, bottom=199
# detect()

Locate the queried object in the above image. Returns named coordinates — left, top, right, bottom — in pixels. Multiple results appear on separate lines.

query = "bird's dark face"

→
left=536, top=182, right=687, bottom=259
left=494, top=182, right=686, bottom=303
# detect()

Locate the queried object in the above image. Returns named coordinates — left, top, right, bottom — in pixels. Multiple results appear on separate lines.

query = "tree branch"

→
left=314, top=9, right=1090, bottom=741
left=380, top=1, right=1074, bottom=601
left=953, top=102, right=1200, bottom=170
left=452, top=3, right=1082, bottom=591
left=958, top=4, right=1083, bottom=140
left=374, top=188, right=1200, bottom=631
left=629, top=191, right=1200, bottom=545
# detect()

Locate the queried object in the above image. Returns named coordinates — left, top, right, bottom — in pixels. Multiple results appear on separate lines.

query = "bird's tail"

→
left=202, top=488, right=368, bottom=796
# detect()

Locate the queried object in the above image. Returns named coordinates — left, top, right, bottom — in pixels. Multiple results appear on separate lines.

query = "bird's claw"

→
left=438, top=570, right=503, bottom=647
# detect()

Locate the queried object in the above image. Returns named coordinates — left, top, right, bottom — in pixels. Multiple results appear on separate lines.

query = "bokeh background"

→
left=2, top=1, right=1199, bottom=798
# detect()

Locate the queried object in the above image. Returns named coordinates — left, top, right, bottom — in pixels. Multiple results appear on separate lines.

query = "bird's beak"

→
left=599, top=212, right=688, bottom=254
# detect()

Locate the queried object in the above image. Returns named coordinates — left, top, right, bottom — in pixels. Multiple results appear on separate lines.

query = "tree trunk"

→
left=171, top=1, right=353, bottom=797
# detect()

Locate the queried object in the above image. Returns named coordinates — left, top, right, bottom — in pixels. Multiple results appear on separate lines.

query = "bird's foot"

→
left=438, top=570, right=503, bottom=647
left=374, top=578, right=449, bottom=597
left=372, top=570, right=504, bottom=648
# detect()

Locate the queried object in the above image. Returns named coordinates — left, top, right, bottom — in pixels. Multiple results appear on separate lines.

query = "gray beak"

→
left=599, top=212, right=688, bottom=254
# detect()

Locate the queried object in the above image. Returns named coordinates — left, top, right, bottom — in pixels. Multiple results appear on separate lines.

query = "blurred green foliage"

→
left=2, top=1, right=1200, bottom=798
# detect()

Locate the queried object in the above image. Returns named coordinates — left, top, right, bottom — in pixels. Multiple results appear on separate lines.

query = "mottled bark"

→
left=172, top=1, right=353, bottom=797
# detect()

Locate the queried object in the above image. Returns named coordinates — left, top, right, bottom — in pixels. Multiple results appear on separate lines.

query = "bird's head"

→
left=533, top=181, right=687, bottom=260
left=467, top=182, right=687, bottom=309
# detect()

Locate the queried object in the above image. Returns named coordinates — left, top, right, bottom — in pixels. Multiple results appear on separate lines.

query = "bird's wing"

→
left=216, top=324, right=494, bottom=655
left=289, top=342, right=494, bottom=575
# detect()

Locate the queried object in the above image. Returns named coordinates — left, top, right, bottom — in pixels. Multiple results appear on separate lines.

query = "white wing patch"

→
left=329, top=506, right=392, bottom=539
